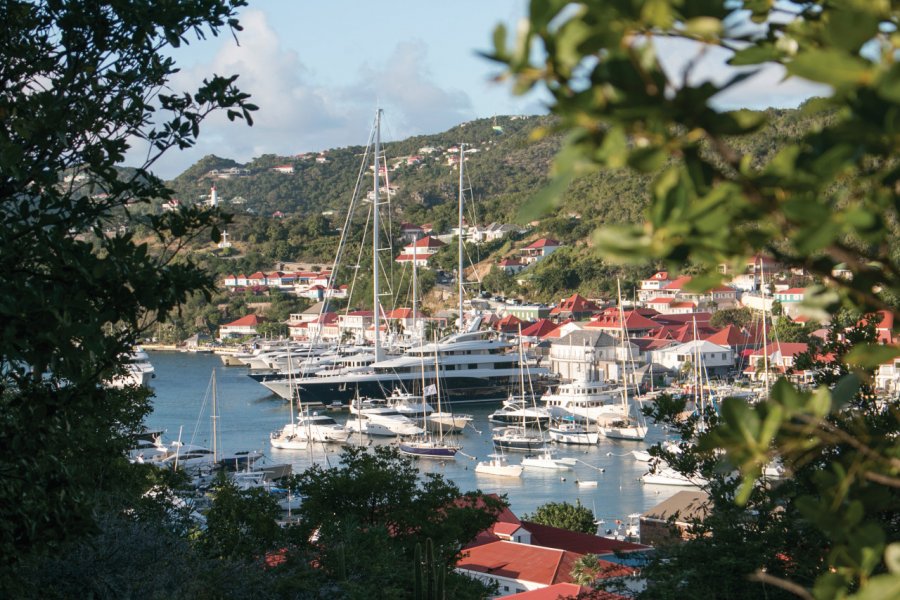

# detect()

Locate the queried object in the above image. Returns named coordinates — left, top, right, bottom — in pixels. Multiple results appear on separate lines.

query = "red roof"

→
left=457, top=541, right=632, bottom=586
left=520, top=319, right=560, bottom=338
left=648, top=271, right=669, bottom=281
left=396, top=253, right=430, bottom=262
left=704, top=324, right=753, bottom=347
left=520, top=520, right=648, bottom=555
left=550, top=293, right=601, bottom=315
left=525, top=238, right=561, bottom=249
left=247, top=271, right=267, bottom=280
left=456, top=541, right=579, bottom=586
left=505, top=583, right=592, bottom=599
left=494, top=314, right=527, bottom=332
left=409, top=235, right=445, bottom=249
left=223, top=314, right=263, bottom=327
left=779, top=287, right=806, bottom=295
left=663, top=275, right=693, bottom=290
left=585, top=310, right=660, bottom=332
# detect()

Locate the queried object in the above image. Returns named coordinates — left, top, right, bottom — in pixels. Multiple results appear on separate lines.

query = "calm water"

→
left=145, top=350, right=685, bottom=522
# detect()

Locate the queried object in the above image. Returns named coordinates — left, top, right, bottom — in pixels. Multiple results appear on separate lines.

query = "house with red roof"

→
left=637, top=271, right=672, bottom=302
left=218, top=314, right=265, bottom=339
left=246, top=271, right=268, bottom=287
left=395, top=236, right=446, bottom=268
left=493, top=314, right=529, bottom=334
left=305, top=312, right=340, bottom=342
left=498, top=257, right=526, bottom=274
left=743, top=341, right=811, bottom=382
left=520, top=238, right=561, bottom=264
left=520, top=319, right=561, bottom=341
left=399, top=222, right=424, bottom=243
left=651, top=339, right=734, bottom=375
left=504, top=583, right=597, bottom=599
left=271, top=164, right=294, bottom=174
left=585, top=309, right=660, bottom=340
left=456, top=540, right=633, bottom=597
left=640, top=275, right=737, bottom=312
left=550, top=293, right=602, bottom=321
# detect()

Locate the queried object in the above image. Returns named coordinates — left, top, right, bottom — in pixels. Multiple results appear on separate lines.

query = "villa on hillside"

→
left=218, top=314, right=264, bottom=339
left=520, top=238, right=561, bottom=264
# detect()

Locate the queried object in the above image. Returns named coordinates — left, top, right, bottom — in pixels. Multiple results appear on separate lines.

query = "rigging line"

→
left=188, top=371, right=215, bottom=449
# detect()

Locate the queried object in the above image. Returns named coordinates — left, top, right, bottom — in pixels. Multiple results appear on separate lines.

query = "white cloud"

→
left=132, top=11, right=481, bottom=178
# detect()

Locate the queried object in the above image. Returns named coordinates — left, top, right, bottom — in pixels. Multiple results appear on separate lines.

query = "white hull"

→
left=548, top=423, right=599, bottom=445
left=475, top=456, right=523, bottom=478
left=642, top=466, right=706, bottom=487
left=522, top=453, right=576, bottom=470
left=602, top=424, right=648, bottom=441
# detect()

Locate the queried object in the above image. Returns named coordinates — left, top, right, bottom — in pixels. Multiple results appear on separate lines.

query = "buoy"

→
left=560, top=477, right=566, bottom=482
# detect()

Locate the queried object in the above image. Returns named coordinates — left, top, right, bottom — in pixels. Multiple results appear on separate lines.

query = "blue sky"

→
left=139, top=1, right=826, bottom=179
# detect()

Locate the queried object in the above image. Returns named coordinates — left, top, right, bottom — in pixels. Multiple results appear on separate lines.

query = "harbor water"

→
left=145, top=350, right=687, bottom=523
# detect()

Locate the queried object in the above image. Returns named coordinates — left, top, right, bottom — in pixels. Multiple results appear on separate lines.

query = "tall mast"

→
left=211, top=370, right=218, bottom=463
left=760, top=258, right=770, bottom=396
left=457, top=144, right=465, bottom=332
left=372, top=109, right=384, bottom=361
left=616, top=279, right=629, bottom=414
left=412, top=233, right=418, bottom=345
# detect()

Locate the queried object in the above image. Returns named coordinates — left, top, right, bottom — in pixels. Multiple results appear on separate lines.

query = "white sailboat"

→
left=602, top=279, right=648, bottom=441
left=270, top=355, right=309, bottom=450
left=492, top=329, right=547, bottom=452
left=399, top=330, right=460, bottom=459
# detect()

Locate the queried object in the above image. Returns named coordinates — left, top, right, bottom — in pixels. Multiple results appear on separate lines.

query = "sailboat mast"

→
left=211, top=371, right=218, bottom=463
left=412, top=234, right=418, bottom=344
left=372, top=109, right=384, bottom=361
left=615, top=279, right=629, bottom=413
left=760, top=258, right=770, bottom=395
left=457, top=144, right=465, bottom=332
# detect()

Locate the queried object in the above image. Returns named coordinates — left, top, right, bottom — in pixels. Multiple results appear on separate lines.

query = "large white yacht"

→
left=107, top=348, right=155, bottom=388
left=258, top=331, right=551, bottom=406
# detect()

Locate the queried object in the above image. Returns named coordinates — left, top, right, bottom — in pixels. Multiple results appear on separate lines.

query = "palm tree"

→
left=570, top=553, right=604, bottom=586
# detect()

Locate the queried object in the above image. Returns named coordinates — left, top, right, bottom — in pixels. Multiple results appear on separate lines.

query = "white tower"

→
left=209, top=184, right=218, bottom=208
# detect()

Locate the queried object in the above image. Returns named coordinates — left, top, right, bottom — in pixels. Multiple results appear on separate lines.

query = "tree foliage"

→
left=0, top=0, right=256, bottom=577
left=491, top=2, right=900, bottom=598
left=291, top=445, right=501, bottom=598
left=523, top=500, right=596, bottom=535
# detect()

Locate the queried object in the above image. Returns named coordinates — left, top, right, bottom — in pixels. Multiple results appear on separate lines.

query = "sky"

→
left=134, top=1, right=827, bottom=179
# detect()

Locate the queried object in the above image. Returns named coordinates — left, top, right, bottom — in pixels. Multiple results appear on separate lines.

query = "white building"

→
left=650, top=340, right=734, bottom=376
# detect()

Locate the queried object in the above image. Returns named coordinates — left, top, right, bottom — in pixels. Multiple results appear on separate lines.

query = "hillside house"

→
left=650, top=340, right=734, bottom=376
left=520, top=238, right=561, bottom=264
left=549, top=293, right=602, bottom=321
left=218, top=314, right=264, bottom=339
left=549, top=330, right=622, bottom=382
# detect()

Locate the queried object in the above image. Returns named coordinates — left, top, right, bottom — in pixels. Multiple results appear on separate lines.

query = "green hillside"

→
left=165, top=105, right=845, bottom=308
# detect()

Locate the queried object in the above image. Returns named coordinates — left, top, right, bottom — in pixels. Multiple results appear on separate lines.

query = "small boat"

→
left=475, top=453, right=523, bottom=478
left=491, top=426, right=547, bottom=452
left=398, top=437, right=459, bottom=459
left=576, top=480, right=598, bottom=487
left=641, top=463, right=707, bottom=487
left=548, top=416, right=599, bottom=445
left=521, top=447, right=576, bottom=471
left=345, top=405, right=424, bottom=437
left=488, top=396, right=552, bottom=427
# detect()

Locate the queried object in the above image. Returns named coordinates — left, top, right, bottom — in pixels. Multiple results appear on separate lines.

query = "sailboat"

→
left=158, top=371, right=262, bottom=471
left=399, top=329, right=460, bottom=459
left=492, top=327, right=548, bottom=452
left=601, top=279, right=648, bottom=441
left=271, top=353, right=310, bottom=450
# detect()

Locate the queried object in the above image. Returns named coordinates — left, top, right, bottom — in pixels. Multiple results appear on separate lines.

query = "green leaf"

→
left=845, top=344, right=900, bottom=369
left=848, top=574, right=900, bottom=600
left=831, top=373, right=861, bottom=410
left=627, top=146, right=668, bottom=173
left=728, top=44, right=781, bottom=66
left=787, top=49, right=873, bottom=88
left=824, top=7, right=880, bottom=53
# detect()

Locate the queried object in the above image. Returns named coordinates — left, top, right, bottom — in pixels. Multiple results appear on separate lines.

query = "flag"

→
left=423, top=384, right=437, bottom=397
